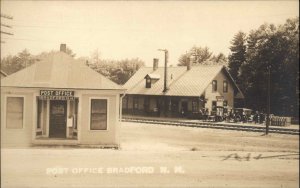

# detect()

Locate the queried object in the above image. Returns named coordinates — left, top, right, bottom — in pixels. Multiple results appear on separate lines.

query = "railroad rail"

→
left=122, top=117, right=300, bottom=135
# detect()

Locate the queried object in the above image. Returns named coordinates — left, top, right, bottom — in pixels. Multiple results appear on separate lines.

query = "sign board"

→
left=39, top=90, right=75, bottom=100
left=216, top=96, right=224, bottom=102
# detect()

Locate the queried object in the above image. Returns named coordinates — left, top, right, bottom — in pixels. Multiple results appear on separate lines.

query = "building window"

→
left=133, top=97, right=139, bottom=110
left=122, top=96, right=128, bottom=109
left=223, top=81, right=228, bottom=93
left=90, top=99, right=108, bottom=130
left=223, top=100, right=228, bottom=107
left=212, top=80, right=217, bottom=92
left=146, top=78, right=151, bottom=88
left=192, top=101, right=198, bottom=112
left=223, top=100, right=228, bottom=113
left=144, top=97, right=150, bottom=112
left=212, top=101, right=217, bottom=112
left=37, top=99, right=43, bottom=129
left=6, top=97, right=24, bottom=129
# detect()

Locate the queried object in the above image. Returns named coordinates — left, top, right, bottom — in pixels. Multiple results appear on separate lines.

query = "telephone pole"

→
left=158, top=49, right=169, bottom=92
left=266, top=65, right=271, bottom=135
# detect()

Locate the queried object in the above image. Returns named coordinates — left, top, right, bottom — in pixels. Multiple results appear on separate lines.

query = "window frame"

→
left=212, top=80, right=217, bottom=92
left=212, top=101, right=217, bottom=112
left=133, top=96, right=139, bottom=110
left=192, top=100, right=198, bottom=112
left=223, top=100, right=228, bottom=107
left=36, top=98, right=45, bottom=131
left=223, top=80, right=228, bottom=93
left=145, top=78, right=151, bottom=88
left=5, top=95, right=25, bottom=129
left=88, top=97, right=109, bottom=131
left=144, top=96, right=150, bottom=111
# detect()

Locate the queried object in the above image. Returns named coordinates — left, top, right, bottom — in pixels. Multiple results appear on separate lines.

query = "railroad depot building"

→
left=1, top=45, right=125, bottom=147
left=122, top=59, right=244, bottom=118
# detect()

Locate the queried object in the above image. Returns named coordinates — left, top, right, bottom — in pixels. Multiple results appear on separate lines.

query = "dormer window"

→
left=146, top=78, right=151, bottom=88
left=144, top=74, right=160, bottom=88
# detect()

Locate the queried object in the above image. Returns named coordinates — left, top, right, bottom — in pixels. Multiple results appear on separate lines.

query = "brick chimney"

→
left=187, top=56, right=191, bottom=71
left=153, top=58, right=159, bottom=71
left=163, top=50, right=169, bottom=93
left=60, top=44, right=66, bottom=53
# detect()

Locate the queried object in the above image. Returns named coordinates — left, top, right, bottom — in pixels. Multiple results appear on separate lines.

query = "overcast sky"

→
left=1, top=1, right=299, bottom=66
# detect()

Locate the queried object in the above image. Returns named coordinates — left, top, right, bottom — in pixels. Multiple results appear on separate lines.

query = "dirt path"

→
left=1, top=122, right=299, bottom=188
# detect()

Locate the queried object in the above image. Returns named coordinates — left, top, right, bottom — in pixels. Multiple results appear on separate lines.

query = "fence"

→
left=270, top=116, right=291, bottom=126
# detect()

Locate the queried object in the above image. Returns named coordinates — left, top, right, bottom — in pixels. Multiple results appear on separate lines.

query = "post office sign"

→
left=39, top=90, right=75, bottom=100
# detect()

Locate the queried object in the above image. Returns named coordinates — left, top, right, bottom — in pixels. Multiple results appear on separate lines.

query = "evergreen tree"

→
left=239, top=18, right=299, bottom=117
left=228, top=31, right=247, bottom=83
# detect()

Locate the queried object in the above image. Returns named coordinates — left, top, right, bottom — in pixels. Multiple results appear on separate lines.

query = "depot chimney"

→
left=163, top=50, right=169, bottom=93
left=153, top=58, right=159, bottom=71
left=60, top=44, right=67, bottom=53
left=187, top=56, right=191, bottom=71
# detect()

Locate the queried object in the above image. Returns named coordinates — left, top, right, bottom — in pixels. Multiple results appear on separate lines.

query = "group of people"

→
left=196, top=108, right=266, bottom=123
left=224, top=110, right=265, bottom=123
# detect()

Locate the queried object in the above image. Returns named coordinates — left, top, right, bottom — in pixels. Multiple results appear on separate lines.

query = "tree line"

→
left=0, top=48, right=144, bottom=85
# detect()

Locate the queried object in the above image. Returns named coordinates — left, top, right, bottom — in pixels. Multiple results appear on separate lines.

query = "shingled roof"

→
left=1, top=52, right=124, bottom=91
left=124, top=65, right=244, bottom=98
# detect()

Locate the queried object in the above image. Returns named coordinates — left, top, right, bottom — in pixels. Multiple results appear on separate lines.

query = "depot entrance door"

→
left=49, top=100, right=67, bottom=138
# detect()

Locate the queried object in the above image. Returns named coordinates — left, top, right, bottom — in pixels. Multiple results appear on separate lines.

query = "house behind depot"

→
left=122, top=59, right=244, bottom=118
left=1, top=44, right=125, bottom=148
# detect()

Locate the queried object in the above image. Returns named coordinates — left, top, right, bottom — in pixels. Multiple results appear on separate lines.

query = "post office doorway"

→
left=49, top=100, right=67, bottom=138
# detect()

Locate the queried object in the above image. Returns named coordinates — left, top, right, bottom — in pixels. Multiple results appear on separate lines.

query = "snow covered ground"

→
left=1, top=122, right=299, bottom=188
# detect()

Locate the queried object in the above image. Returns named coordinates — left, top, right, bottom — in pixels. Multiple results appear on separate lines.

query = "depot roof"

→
left=124, top=65, right=244, bottom=98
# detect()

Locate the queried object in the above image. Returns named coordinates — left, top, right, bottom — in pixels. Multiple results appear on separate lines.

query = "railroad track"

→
left=122, top=118, right=300, bottom=135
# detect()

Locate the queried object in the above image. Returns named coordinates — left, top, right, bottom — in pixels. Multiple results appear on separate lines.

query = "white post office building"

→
left=1, top=45, right=125, bottom=148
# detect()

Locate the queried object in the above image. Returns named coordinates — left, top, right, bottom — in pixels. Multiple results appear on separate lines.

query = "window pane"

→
left=6, top=97, right=24, bottom=129
left=90, top=99, right=107, bottom=130
left=37, top=99, right=42, bottom=129
left=223, top=100, right=228, bottom=106
left=192, top=101, right=198, bottom=112
left=133, top=97, right=139, bottom=109
left=223, top=81, right=228, bottom=92
left=212, top=80, right=217, bottom=92
left=212, top=101, right=217, bottom=111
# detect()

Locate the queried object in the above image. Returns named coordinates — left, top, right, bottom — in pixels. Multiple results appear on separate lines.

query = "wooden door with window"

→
left=181, top=101, right=188, bottom=117
left=49, top=100, right=67, bottom=138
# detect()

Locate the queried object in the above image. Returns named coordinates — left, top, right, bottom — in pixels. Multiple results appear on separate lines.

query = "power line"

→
left=1, top=23, right=12, bottom=28
left=2, top=37, right=59, bottom=43
left=2, top=37, right=36, bottom=41
left=1, top=13, right=13, bottom=40
left=1, top=31, right=13, bottom=35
